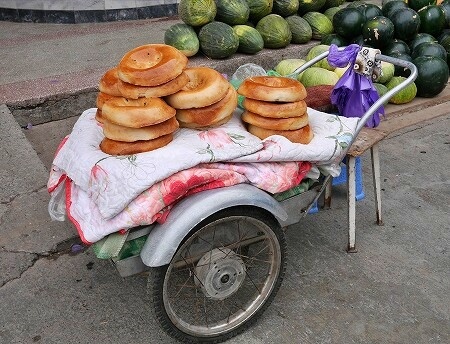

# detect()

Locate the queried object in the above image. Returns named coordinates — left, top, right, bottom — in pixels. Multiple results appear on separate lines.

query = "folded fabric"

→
left=48, top=107, right=359, bottom=244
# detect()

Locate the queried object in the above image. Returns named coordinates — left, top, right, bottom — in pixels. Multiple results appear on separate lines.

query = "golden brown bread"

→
left=99, top=133, right=173, bottom=155
left=175, top=86, right=237, bottom=127
left=101, top=97, right=176, bottom=128
left=98, top=68, right=122, bottom=97
left=178, top=113, right=234, bottom=129
left=96, top=92, right=122, bottom=110
left=165, top=67, right=230, bottom=109
left=242, top=110, right=309, bottom=130
left=95, top=109, right=104, bottom=124
left=102, top=116, right=179, bottom=142
left=117, top=44, right=188, bottom=86
left=242, top=98, right=307, bottom=118
left=238, top=76, right=307, bottom=102
left=117, top=71, right=189, bottom=99
left=247, top=124, right=314, bottom=144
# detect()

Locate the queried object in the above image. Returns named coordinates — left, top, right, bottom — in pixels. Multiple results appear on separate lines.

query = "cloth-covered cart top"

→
left=48, top=107, right=359, bottom=244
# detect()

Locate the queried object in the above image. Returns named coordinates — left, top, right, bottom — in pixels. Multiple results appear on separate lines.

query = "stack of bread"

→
left=164, top=67, right=238, bottom=129
left=96, top=44, right=189, bottom=155
left=237, top=76, right=314, bottom=144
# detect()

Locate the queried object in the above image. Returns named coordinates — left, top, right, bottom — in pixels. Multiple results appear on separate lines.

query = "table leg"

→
left=323, top=178, right=332, bottom=209
left=347, top=155, right=357, bottom=253
left=371, top=143, right=383, bottom=226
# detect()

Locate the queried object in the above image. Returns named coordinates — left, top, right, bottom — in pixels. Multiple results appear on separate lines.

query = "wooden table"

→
left=328, top=84, right=450, bottom=252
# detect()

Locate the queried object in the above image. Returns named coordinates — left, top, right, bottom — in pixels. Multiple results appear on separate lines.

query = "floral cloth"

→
left=48, top=107, right=359, bottom=244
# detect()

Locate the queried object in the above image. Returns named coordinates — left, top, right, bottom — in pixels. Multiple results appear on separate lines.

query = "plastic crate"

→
left=308, top=156, right=365, bottom=214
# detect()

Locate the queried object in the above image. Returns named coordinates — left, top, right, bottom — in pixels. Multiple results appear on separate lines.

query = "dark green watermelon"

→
left=411, top=41, right=448, bottom=60
left=382, top=0, right=408, bottom=19
left=418, top=5, right=446, bottom=37
left=409, top=32, right=437, bottom=51
left=387, top=51, right=413, bottom=77
left=356, top=3, right=383, bottom=21
left=409, top=0, right=436, bottom=12
left=413, top=55, right=449, bottom=97
left=391, top=8, right=421, bottom=42
left=440, top=1, right=450, bottom=27
left=321, top=33, right=348, bottom=46
left=362, top=16, right=394, bottom=48
left=332, top=7, right=365, bottom=39
left=383, top=39, right=411, bottom=56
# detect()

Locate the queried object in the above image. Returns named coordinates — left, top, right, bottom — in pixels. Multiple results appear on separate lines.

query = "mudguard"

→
left=140, top=183, right=287, bottom=267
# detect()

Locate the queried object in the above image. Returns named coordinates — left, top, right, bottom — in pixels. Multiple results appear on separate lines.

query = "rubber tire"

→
left=147, top=206, right=287, bottom=343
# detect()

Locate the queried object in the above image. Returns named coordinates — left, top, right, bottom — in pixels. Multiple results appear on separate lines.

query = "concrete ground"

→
left=1, top=0, right=449, bottom=342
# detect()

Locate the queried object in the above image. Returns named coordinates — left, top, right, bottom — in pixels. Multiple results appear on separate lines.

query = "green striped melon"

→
left=178, top=0, right=216, bottom=26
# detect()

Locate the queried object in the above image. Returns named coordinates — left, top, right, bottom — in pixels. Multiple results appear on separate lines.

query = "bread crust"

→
left=238, top=76, right=307, bottom=102
left=117, top=71, right=189, bottom=99
left=178, top=113, right=234, bottom=129
left=96, top=92, right=122, bottom=110
left=175, top=86, right=237, bottom=127
left=117, top=44, right=188, bottom=86
left=242, top=98, right=307, bottom=118
left=247, top=124, right=314, bottom=144
left=98, top=68, right=122, bottom=97
left=102, top=116, right=179, bottom=142
left=165, top=67, right=230, bottom=109
left=102, top=97, right=176, bottom=128
left=99, top=133, right=173, bottom=155
left=242, top=110, right=309, bottom=130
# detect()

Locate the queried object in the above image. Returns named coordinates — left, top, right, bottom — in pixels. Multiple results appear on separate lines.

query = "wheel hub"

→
left=194, top=248, right=246, bottom=300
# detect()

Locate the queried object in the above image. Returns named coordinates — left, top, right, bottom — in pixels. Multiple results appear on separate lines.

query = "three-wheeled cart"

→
left=96, top=51, right=417, bottom=343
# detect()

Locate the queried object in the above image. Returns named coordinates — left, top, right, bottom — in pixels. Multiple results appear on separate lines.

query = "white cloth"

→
left=48, top=107, right=359, bottom=243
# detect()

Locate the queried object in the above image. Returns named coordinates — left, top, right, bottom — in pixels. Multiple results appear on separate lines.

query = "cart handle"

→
left=289, top=48, right=418, bottom=137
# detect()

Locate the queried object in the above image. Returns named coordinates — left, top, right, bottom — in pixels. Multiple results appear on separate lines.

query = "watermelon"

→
left=409, top=0, right=437, bottom=11
left=256, top=14, right=292, bottom=48
left=418, top=5, right=446, bottom=37
left=247, top=0, right=274, bottom=23
left=390, top=8, right=421, bottom=42
left=233, top=25, right=264, bottom=54
left=409, top=32, right=437, bottom=51
left=303, top=12, right=334, bottom=40
left=387, top=51, right=413, bottom=77
left=215, top=0, right=250, bottom=25
left=333, top=7, right=365, bottom=39
left=273, top=0, right=299, bottom=17
left=198, top=22, right=239, bottom=58
left=411, top=41, right=448, bottom=60
left=285, top=15, right=313, bottom=44
left=440, top=1, right=450, bottom=27
left=383, top=39, right=411, bottom=56
left=381, top=0, right=408, bottom=19
left=362, top=16, right=395, bottom=48
left=321, top=33, right=348, bottom=46
left=385, top=76, right=417, bottom=104
left=164, top=23, right=200, bottom=57
left=356, top=3, right=383, bottom=21
left=178, top=0, right=216, bottom=26
left=413, top=55, right=449, bottom=97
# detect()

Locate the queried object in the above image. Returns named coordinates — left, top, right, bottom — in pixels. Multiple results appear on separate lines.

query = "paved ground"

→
left=1, top=1, right=450, bottom=342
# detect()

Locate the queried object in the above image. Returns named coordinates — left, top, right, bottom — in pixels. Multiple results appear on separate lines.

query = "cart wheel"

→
left=147, top=206, right=287, bottom=343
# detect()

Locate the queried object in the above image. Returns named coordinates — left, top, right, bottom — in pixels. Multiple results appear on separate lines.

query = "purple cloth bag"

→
left=327, top=44, right=383, bottom=128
